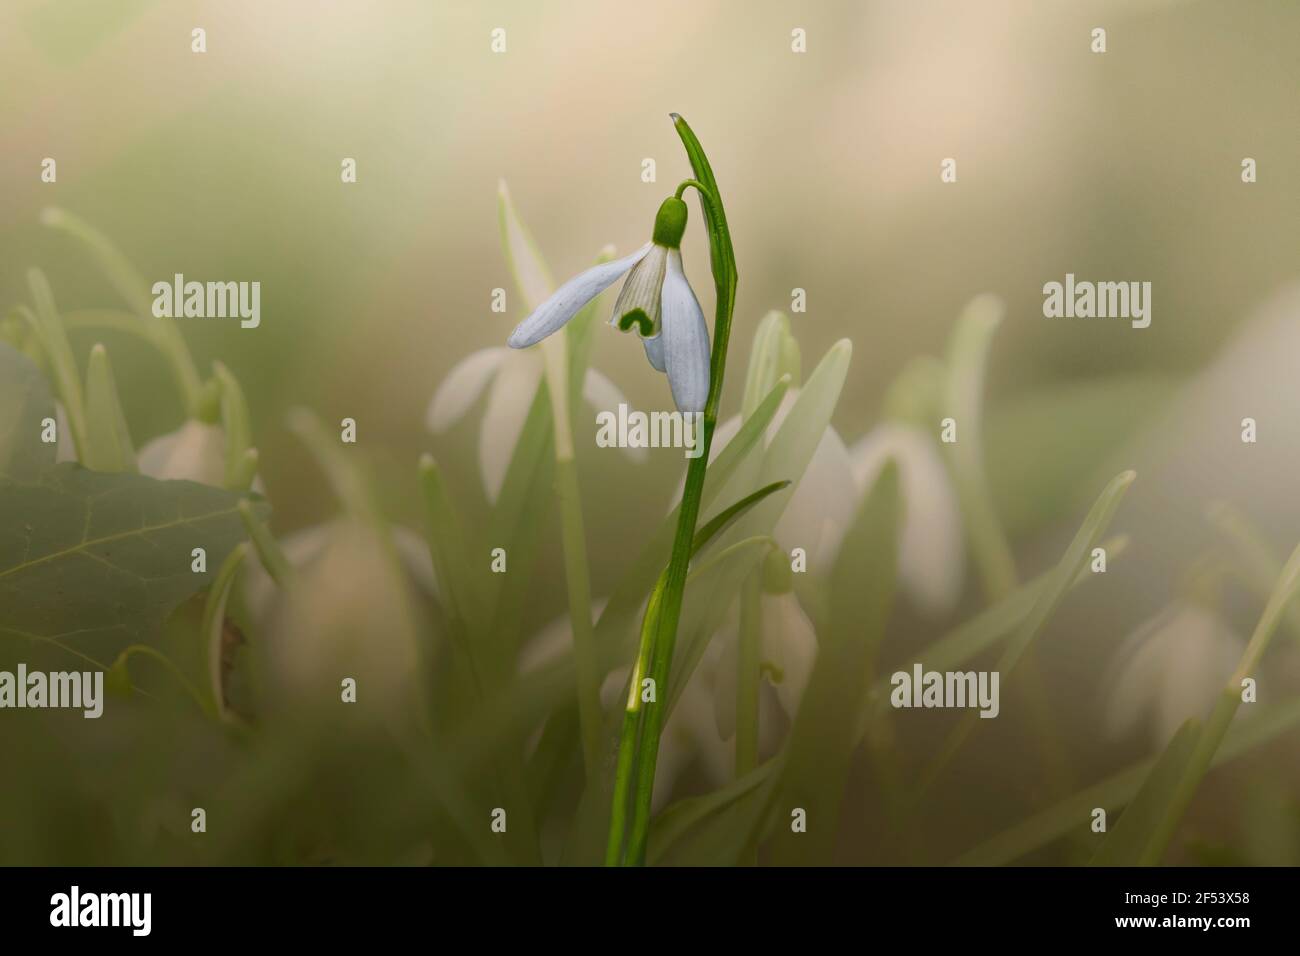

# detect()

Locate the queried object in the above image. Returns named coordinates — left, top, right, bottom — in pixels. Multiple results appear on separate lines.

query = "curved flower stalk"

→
left=605, top=114, right=739, bottom=866
left=427, top=347, right=644, bottom=503
left=1103, top=601, right=1245, bottom=749
left=505, top=189, right=711, bottom=414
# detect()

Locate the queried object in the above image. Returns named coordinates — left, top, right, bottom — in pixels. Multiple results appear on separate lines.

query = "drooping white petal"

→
left=507, top=243, right=652, bottom=349
left=137, top=420, right=227, bottom=486
left=641, top=333, right=666, bottom=372
left=426, top=348, right=509, bottom=433
left=609, top=244, right=668, bottom=333
left=1103, top=603, right=1244, bottom=749
left=773, top=414, right=857, bottom=574
left=479, top=349, right=543, bottom=502
left=761, top=592, right=818, bottom=718
left=850, top=424, right=964, bottom=615
left=583, top=368, right=647, bottom=463
left=660, top=249, right=710, bottom=413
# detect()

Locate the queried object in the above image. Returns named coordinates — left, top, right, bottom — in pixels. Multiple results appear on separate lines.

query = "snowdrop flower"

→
left=252, top=517, right=427, bottom=706
left=849, top=423, right=964, bottom=616
left=1103, top=602, right=1245, bottom=750
left=58, top=407, right=251, bottom=489
left=137, top=420, right=228, bottom=485
left=427, top=349, right=644, bottom=503
left=506, top=195, right=710, bottom=413
left=519, top=602, right=733, bottom=808
left=243, top=519, right=438, bottom=624
left=711, top=578, right=819, bottom=735
left=705, top=389, right=859, bottom=577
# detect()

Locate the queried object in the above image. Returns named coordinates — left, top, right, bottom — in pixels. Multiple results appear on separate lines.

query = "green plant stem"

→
left=609, top=114, right=739, bottom=866
left=555, top=452, right=602, bottom=778
left=736, top=572, right=762, bottom=776
left=112, top=644, right=209, bottom=714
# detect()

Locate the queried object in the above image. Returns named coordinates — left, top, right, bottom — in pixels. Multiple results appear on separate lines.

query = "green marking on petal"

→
left=617, top=308, right=654, bottom=337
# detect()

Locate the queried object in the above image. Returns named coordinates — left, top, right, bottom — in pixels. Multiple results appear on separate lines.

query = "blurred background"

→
left=2, top=0, right=1298, bottom=864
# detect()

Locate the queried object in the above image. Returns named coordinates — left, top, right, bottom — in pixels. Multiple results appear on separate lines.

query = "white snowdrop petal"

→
left=479, top=350, right=543, bottom=502
left=610, top=244, right=668, bottom=333
left=507, top=244, right=651, bottom=349
left=660, top=249, right=711, bottom=413
left=427, top=347, right=509, bottom=433
left=137, top=420, right=227, bottom=486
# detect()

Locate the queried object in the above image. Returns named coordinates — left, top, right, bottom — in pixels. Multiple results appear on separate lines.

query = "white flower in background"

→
left=705, top=389, right=859, bottom=577
left=427, top=349, right=644, bottom=503
left=711, top=587, right=818, bottom=737
left=136, top=420, right=227, bottom=484
left=56, top=406, right=250, bottom=489
left=1103, top=602, right=1245, bottom=750
left=250, top=517, right=428, bottom=703
left=849, top=423, right=964, bottom=616
left=519, top=603, right=733, bottom=808
left=506, top=195, right=710, bottom=413
left=243, top=519, right=438, bottom=625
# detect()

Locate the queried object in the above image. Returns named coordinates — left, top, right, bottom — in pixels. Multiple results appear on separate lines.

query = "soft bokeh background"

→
left=2, top=0, right=1299, bottom=864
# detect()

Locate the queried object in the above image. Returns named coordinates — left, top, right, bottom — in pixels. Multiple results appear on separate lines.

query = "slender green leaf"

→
left=82, top=344, right=136, bottom=473
left=957, top=697, right=1300, bottom=866
left=767, top=463, right=900, bottom=865
left=944, top=294, right=1016, bottom=599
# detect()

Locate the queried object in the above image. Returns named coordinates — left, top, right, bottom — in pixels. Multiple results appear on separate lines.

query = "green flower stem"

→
left=213, top=361, right=254, bottom=490
left=238, top=499, right=293, bottom=587
left=554, top=449, right=602, bottom=778
left=110, top=644, right=210, bottom=714
left=497, top=182, right=606, bottom=782
left=41, top=207, right=206, bottom=418
left=735, top=572, right=762, bottom=776
left=21, top=273, right=89, bottom=459
left=605, top=586, right=662, bottom=865
left=537, top=334, right=600, bottom=776
left=608, top=114, right=739, bottom=866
